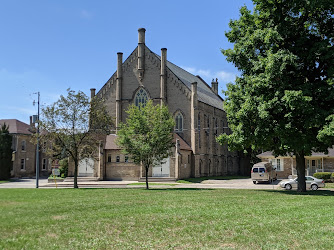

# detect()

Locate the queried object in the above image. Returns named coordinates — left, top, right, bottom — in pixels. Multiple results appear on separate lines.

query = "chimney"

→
left=90, top=88, right=96, bottom=99
left=137, top=28, right=146, bottom=78
left=211, top=78, right=218, bottom=95
left=29, top=116, right=33, bottom=127
left=160, top=48, right=167, bottom=105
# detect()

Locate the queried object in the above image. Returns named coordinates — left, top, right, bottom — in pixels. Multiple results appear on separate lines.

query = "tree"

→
left=40, top=89, right=112, bottom=188
left=0, top=124, right=12, bottom=180
left=217, top=0, right=334, bottom=192
left=116, top=101, right=175, bottom=189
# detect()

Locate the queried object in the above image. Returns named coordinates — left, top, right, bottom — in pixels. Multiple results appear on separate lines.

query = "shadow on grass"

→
left=263, top=189, right=334, bottom=196
left=177, top=176, right=249, bottom=184
left=74, top=187, right=214, bottom=191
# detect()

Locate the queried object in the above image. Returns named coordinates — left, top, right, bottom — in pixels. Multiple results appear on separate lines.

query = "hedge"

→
left=313, top=172, right=332, bottom=180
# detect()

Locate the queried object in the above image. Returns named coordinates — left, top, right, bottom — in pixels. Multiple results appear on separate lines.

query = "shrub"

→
left=59, top=159, right=68, bottom=178
left=313, top=172, right=332, bottom=181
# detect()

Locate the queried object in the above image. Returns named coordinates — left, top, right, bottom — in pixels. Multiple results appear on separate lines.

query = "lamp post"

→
left=33, top=92, right=40, bottom=188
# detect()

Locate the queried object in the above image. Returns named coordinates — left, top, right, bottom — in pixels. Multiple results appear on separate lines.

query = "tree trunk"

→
left=145, top=166, right=149, bottom=190
left=295, top=151, right=306, bottom=192
left=74, top=159, right=78, bottom=189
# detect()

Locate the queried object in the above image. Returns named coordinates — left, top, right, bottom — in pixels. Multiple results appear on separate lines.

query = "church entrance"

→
left=152, top=157, right=170, bottom=177
left=78, top=158, right=94, bottom=177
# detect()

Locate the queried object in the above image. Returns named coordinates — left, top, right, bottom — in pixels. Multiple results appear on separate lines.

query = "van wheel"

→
left=253, top=181, right=256, bottom=184
left=285, top=184, right=292, bottom=190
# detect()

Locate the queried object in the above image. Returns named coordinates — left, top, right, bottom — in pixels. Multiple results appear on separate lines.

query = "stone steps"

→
left=64, top=177, right=100, bottom=182
left=138, top=177, right=176, bottom=182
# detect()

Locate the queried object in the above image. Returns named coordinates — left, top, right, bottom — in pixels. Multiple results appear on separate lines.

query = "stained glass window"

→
left=175, top=112, right=183, bottom=132
left=134, top=88, right=148, bottom=107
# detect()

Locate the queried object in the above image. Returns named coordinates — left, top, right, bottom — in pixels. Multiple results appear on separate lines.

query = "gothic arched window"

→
left=134, top=88, right=149, bottom=107
left=175, top=112, right=183, bottom=132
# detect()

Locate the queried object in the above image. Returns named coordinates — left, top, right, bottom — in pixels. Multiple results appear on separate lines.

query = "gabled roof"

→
left=154, top=51, right=224, bottom=110
left=0, top=119, right=32, bottom=135
left=257, top=148, right=334, bottom=158
left=97, top=45, right=224, bottom=111
left=104, top=133, right=192, bottom=151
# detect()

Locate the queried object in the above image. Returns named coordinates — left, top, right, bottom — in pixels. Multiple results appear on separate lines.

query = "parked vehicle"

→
left=280, top=176, right=325, bottom=190
left=251, top=162, right=277, bottom=184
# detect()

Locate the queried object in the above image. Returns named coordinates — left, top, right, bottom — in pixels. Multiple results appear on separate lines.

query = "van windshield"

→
left=253, top=168, right=258, bottom=173
left=259, top=168, right=265, bottom=173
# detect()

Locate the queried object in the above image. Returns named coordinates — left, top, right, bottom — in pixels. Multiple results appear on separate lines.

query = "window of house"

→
left=21, top=141, right=26, bottom=151
left=107, top=154, right=112, bottom=163
left=20, top=159, right=25, bottom=170
left=272, top=158, right=283, bottom=171
left=205, top=115, right=209, bottom=134
left=125, top=155, right=129, bottom=162
left=134, top=88, right=149, bottom=107
left=198, top=113, right=201, bottom=147
left=175, top=112, right=183, bottom=132
left=116, top=156, right=120, bottom=163
left=214, top=118, right=218, bottom=136
left=188, top=154, right=190, bottom=164
left=42, top=158, right=47, bottom=170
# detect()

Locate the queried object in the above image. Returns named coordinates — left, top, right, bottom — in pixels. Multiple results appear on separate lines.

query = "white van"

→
left=251, top=162, right=277, bottom=184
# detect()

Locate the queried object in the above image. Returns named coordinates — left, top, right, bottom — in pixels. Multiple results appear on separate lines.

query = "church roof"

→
left=154, top=52, right=224, bottom=110
left=104, top=133, right=192, bottom=151
left=97, top=44, right=224, bottom=111
left=0, top=119, right=32, bottom=135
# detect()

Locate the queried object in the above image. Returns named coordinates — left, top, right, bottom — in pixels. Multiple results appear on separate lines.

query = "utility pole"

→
left=34, top=92, right=40, bottom=188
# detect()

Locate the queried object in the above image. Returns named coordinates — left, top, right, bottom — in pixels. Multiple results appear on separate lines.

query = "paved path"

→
left=0, top=178, right=49, bottom=188
left=0, top=178, right=281, bottom=189
left=1, top=178, right=333, bottom=191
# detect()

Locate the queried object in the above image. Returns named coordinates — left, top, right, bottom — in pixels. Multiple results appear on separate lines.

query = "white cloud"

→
left=181, top=66, right=237, bottom=84
left=80, top=10, right=93, bottom=19
left=216, top=71, right=237, bottom=83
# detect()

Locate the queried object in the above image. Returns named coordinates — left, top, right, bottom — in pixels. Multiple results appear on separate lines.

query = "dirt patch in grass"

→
left=51, top=215, right=67, bottom=220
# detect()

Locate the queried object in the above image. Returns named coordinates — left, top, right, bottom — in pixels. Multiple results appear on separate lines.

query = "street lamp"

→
left=33, top=92, right=40, bottom=188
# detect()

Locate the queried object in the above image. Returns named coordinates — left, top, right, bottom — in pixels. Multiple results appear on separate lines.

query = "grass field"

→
left=1, top=189, right=333, bottom=249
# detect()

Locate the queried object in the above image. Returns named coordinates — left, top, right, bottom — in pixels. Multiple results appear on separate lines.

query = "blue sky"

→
left=0, top=0, right=254, bottom=124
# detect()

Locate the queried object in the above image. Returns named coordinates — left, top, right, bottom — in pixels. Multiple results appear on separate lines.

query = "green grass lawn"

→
left=325, top=182, right=334, bottom=188
left=0, top=189, right=333, bottom=249
left=0, top=180, right=9, bottom=184
left=177, top=175, right=249, bottom=183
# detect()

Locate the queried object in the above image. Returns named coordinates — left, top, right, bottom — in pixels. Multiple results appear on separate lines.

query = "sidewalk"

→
left=1, top=178, right=333, bottom=190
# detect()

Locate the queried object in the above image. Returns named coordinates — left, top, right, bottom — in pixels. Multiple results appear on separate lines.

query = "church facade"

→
left=75, top=28, right=244, bottom=180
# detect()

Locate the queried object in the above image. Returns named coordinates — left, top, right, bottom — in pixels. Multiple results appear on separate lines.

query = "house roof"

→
left=104, top=133, right=192, bottom=151
left=0, top=119, right=32, bottom=135
left=174, top=133, right=192, bottom=151
left=257, top=148, right=334, bottom=158
left=97, top=44, right=225, bottom=111
left=154, top=52, right=224, bottom=110
left=104, top=134, right=119, bottom=150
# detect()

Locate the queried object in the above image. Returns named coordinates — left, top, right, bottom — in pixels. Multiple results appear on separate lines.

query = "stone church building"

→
left=70, top=28, right=245, bottom=180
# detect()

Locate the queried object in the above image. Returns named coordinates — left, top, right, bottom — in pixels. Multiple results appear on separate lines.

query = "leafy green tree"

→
left=117, top=101, right=175, bottom=189
left=0, top=124, right=12, bottom=180
left=40, top=89, right=112, bottom=188
left=217, top=0, right=334, bottom=192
